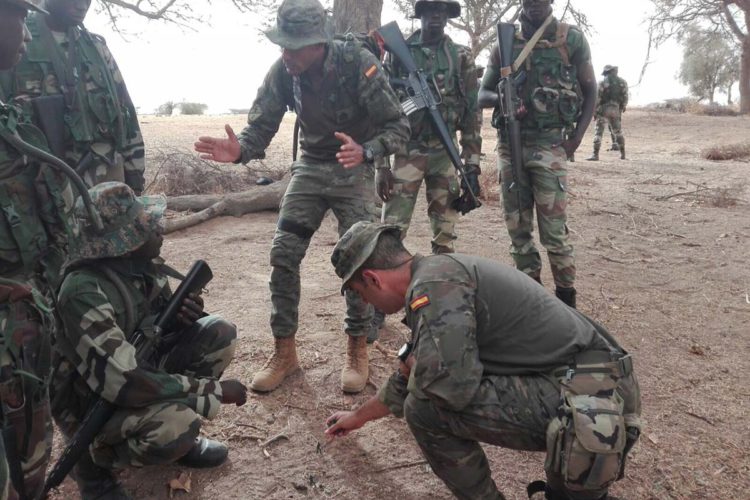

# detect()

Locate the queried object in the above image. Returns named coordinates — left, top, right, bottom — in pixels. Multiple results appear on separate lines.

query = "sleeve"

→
left=568, top=29, right=592, bottom=67
left=376, top=371, right=410, bottom=418
left=356, top=49, right=410, bottom=159
left=456, top=45, right=482, bottom=165
left=58, top=275, right=224, bottom=419
left=237, top=58, right=291, bottom=164
left=96, top=40, right=146, bottom=194
left=408, top=280, right=484, bottom=412
left=622, top=79, right=629, bottom=108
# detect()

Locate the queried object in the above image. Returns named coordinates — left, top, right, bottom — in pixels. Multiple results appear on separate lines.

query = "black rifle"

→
left=496, top=22, right=526, bottom=194
left=42, top=260, right=213, bottom=497
left=377, top=21, right=481, bottom=212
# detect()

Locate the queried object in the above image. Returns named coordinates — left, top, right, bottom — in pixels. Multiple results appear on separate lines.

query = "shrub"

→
left=155, top=100, right=175, bottom=116
left=178, top=102, right=208, bottom=115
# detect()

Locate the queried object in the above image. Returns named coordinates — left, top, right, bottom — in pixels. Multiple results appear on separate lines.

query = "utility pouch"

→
left=545, top=392, right=626, bottom=493
left=30, top=95, right=67, bottom=159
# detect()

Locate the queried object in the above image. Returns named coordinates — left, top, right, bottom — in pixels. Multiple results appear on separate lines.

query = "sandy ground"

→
left=50, top=109, right=750, bottom=499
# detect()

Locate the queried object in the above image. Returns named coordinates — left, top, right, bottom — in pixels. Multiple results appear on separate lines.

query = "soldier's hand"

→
left=334, top=131, right=365, bottom=168
left=325, top=411, right=363, bottom=438
left=220, top=379, right=248, bottom=406
left=375, top=167, right=394, bottom=202
left=194, top=124, right=242, bottom=163
left=554, top=137, right=581, bottom=161
left=176, top=293, right=204, bottom=327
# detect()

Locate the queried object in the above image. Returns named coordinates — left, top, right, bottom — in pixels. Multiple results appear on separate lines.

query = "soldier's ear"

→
left=361, top=269, right=383, bottom=289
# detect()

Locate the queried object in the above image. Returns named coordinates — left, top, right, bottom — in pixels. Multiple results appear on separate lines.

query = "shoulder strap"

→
left=511, top=14, right=554, bottom=73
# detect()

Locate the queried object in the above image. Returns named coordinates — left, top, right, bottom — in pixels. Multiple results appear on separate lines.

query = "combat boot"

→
left=586, top=144, right=600, bottom=161
left=620, top=145, right=626, bottom=160
left=609, top=143, right=620, bottom=151
left=341, top=335, right=369, bottom=393
left=250, top=336, right=300, bottom=392
left=177, top=437, right=228, bottom=468
left=72, top=452, right=131, bottom=500
left=555, top=287, right=577, bottom=309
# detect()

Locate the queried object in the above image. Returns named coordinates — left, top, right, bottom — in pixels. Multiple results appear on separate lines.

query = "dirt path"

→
left=51, top=110, right=750, bottom=499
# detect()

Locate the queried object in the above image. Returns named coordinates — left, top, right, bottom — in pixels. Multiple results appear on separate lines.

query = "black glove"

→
left=375, top=167, right=394, bottom=202
left=452, top=166, right=482, bottom=215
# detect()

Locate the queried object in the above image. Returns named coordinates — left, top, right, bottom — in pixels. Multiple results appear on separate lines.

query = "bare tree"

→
left=647, top=0, right=749, bottom=113
left=678, top=25, right=741, bottom=104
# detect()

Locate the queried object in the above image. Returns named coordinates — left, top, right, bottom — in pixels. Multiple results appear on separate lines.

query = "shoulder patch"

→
left=410, top=294, right=430, bottom=312
left=364, top=64, right=378, bottom=79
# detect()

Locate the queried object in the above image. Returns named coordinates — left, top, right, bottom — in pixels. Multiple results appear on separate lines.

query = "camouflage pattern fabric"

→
left=271, top=160, right=378, bottom=338
left=373, top=253, right=640, bottom=499
left=383, top=32, right=481, bottom=254
left=2, top=13, right=146, bottom=193
left=593, top=73, right=628, bottom=151
left=265, top=0, right=329, bottom=50
left=593, top=105, right=624, bottom=151
left=52, top=258, right=236, bottom=468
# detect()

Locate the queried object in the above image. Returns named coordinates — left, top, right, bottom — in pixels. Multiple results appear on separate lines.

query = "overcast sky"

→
left=83, top=0, right=694, bottom=114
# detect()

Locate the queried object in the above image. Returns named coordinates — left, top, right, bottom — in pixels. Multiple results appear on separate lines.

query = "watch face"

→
left=398, top=342, right=412, bottom=361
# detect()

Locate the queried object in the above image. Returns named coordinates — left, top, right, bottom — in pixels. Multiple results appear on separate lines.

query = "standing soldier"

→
left=0, top=1, right=86, bottom=497
left=379, top=0, right=482, bottom=255
left=478, top=0, right=597, bottom=308
left=194, top=0, right=409, bottom=394
left=1, top=0, right=146, bottom=193
left=587, top=65, right=628, bottom=161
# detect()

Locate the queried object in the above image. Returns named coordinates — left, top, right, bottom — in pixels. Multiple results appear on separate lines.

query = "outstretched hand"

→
left=194, top=124, right=242, bottom=163
left=334, top=132, right=365, bottom=169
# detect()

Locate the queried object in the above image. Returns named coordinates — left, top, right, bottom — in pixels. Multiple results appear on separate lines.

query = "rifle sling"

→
left=504, top=14, right=554, bottom=77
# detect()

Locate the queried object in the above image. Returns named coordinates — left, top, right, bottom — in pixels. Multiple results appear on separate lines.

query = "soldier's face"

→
left=46, top=0, right=91, bottom=27
left=348, top=271, right=404, bottom=314
left=130, top=233, right=163, bottom=260
left=281, top=43, right=326, bottom=77
left=522, top=0, right=553, bottom=23
left=0, top=4, right=31, bottom=71
left=420, top=4, right=449, bottom=37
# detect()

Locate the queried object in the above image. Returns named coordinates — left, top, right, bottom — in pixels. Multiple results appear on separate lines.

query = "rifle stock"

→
left=42, top=260, right=213, bottom=497
left=496, top=23, right=525, bottom=193
left=377, top=22, right=481, bottom=210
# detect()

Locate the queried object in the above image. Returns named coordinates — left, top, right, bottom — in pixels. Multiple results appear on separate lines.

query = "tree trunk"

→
left=728, top=83, right=733, bottom=105
left=332, top=0, right=383, bottom=33
left=741, top=35, right=750, bottom=113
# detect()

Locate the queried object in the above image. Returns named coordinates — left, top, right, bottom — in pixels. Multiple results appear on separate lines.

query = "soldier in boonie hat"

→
left=602, top=64, right=618, bottom=75
left=70, top=181, right=166, bottom=265
left=265, top=0, right=331, bottom=50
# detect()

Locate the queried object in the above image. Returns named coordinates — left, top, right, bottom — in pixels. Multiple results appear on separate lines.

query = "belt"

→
left=552, top=350, right=633, bottom=380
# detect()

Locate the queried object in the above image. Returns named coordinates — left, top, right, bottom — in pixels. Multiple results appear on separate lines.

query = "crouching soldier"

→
left=51, top=182, right=247, bottom=499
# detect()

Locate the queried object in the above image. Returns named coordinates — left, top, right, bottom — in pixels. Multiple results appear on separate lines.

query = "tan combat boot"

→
left=341, top=335, right=369, bottom=393
left=250, top=336, right=300, bottom=392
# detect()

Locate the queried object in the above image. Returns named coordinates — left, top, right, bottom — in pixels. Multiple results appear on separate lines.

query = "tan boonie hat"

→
left=331, top=221, right=402, bottom=295
left=69, top=182, right=166, bottom=265
left=3, top=0, right=48, bottom=13
left=265, top=0, right=330, bottom=50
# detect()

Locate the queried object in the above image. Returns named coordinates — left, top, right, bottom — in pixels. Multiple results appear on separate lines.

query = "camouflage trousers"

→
left=270, top=159, right=376, bottom=338
left=404, top=366, right=641, bottom=500
left=593, top=104, right=624, bottom=149
left=382, top=139, right=460, bottom=254
left=0, top=278, right=54, bottom=500
left=498, top=138, right=575, bottom=287
left=53, top=315, right=236, bottom=469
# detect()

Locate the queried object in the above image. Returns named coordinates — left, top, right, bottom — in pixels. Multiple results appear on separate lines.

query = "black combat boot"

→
left=609, top=142, right=620, bottom=151
left=177, top=437, right=228, bottom=468
left=555, top=287, right=577, bottom=308
left=586, top=144, right=600, bottom=161
left=72, top=452, right=131, bottom=500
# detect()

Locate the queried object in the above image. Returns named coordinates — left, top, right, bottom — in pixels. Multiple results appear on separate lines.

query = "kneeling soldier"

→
left=51, top=182, right=246, bottom=499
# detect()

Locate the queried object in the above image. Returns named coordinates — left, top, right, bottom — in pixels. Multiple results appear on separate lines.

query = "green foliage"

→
left=155, top=100, right=175, bottom=116
left=678, top=26, right=740, bottom=104
left=178, top=102, right=208, bottom=115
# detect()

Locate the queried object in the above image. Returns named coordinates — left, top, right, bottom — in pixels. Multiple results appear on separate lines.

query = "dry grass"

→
left=479, top=164, right=501, bottom=203
left=702, top=142, right=750, bottom=161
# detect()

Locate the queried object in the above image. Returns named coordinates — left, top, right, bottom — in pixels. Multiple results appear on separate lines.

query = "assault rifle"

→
left=496, top=22, right=526, bottom=193
left=42, top=260, right=213, bottom=498
left=377, top=21, right=481, bottom=213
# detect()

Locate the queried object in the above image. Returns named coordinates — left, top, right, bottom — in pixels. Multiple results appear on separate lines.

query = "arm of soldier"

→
left=456, top=46, right=482, bottom=165
left=409, top=280, right=483, bottom=412
left=356, top=50, right=410, bottom=160
left=57, top=276, right=224, bottom=419
left=622, top=79, right=629, bottom=112
left=570, top=32, right=597, bottom=146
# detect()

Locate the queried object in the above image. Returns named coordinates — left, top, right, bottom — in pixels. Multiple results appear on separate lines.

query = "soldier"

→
left=194, top=0, right=409, bottom=394
left=326, top=222, right=642, bottom=500
left=1, top=0, right=146, bottom=193
left=0, top=1, right=85, bottom=497
left=52, top=182, right=246, bottom=500
left=478, top=0, right=597, bottom=308
left=587, top=65, right=628, bottom=161
left=379, top=0, right=482, bottom=255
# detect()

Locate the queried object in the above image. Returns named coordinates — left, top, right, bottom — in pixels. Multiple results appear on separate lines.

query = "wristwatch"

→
left=363, top=144, right=376, bottom=164
left=398, top=342, right=413, bottom=363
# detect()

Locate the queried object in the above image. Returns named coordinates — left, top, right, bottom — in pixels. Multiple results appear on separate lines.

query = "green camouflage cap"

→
left=265, top=0, right=331, bottom=50
left=70, top=182, right=166, bottom=264
left=331, top=221, right=402, bottom=295
left=2, top=0, right=48, bottom=13
left=413, top=0, right=461, bottom=19
left=602, top=65, right=618, bottom=75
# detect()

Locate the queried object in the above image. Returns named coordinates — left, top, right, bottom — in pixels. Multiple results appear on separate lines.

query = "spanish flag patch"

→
left=410, top=294, right=430, bottom=312
left=364, top=64, right=378, bottom=79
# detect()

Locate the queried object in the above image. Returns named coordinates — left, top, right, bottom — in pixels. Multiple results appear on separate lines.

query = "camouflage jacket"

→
left=597, top=74, right=628, bottom=111
left=378, top=254, right=615, bottom=417
left=53, top=257, right=223, bottom=422
left=386, top=32, right=481, bottom=165
left=237, top=39, right=409, bottom=164
left=0, top=14, right=145, bottom=193
left=0, top=99, right=78, bottom=287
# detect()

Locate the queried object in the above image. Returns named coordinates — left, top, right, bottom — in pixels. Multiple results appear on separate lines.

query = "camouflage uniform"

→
left=592, top=67, right=628, bottom=158
left=383, top=31, right=481, bottom=254
left=483, top=16, right=591, bottom=288
left=1, top=13, right=146, bottom=193
left=374, top=252, right=641, bottom=500
left=0, top=66, right=79, bottom=500
left=238, top=38, right=408, bottom=340
left=52, top=183, right=237, bottom=469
